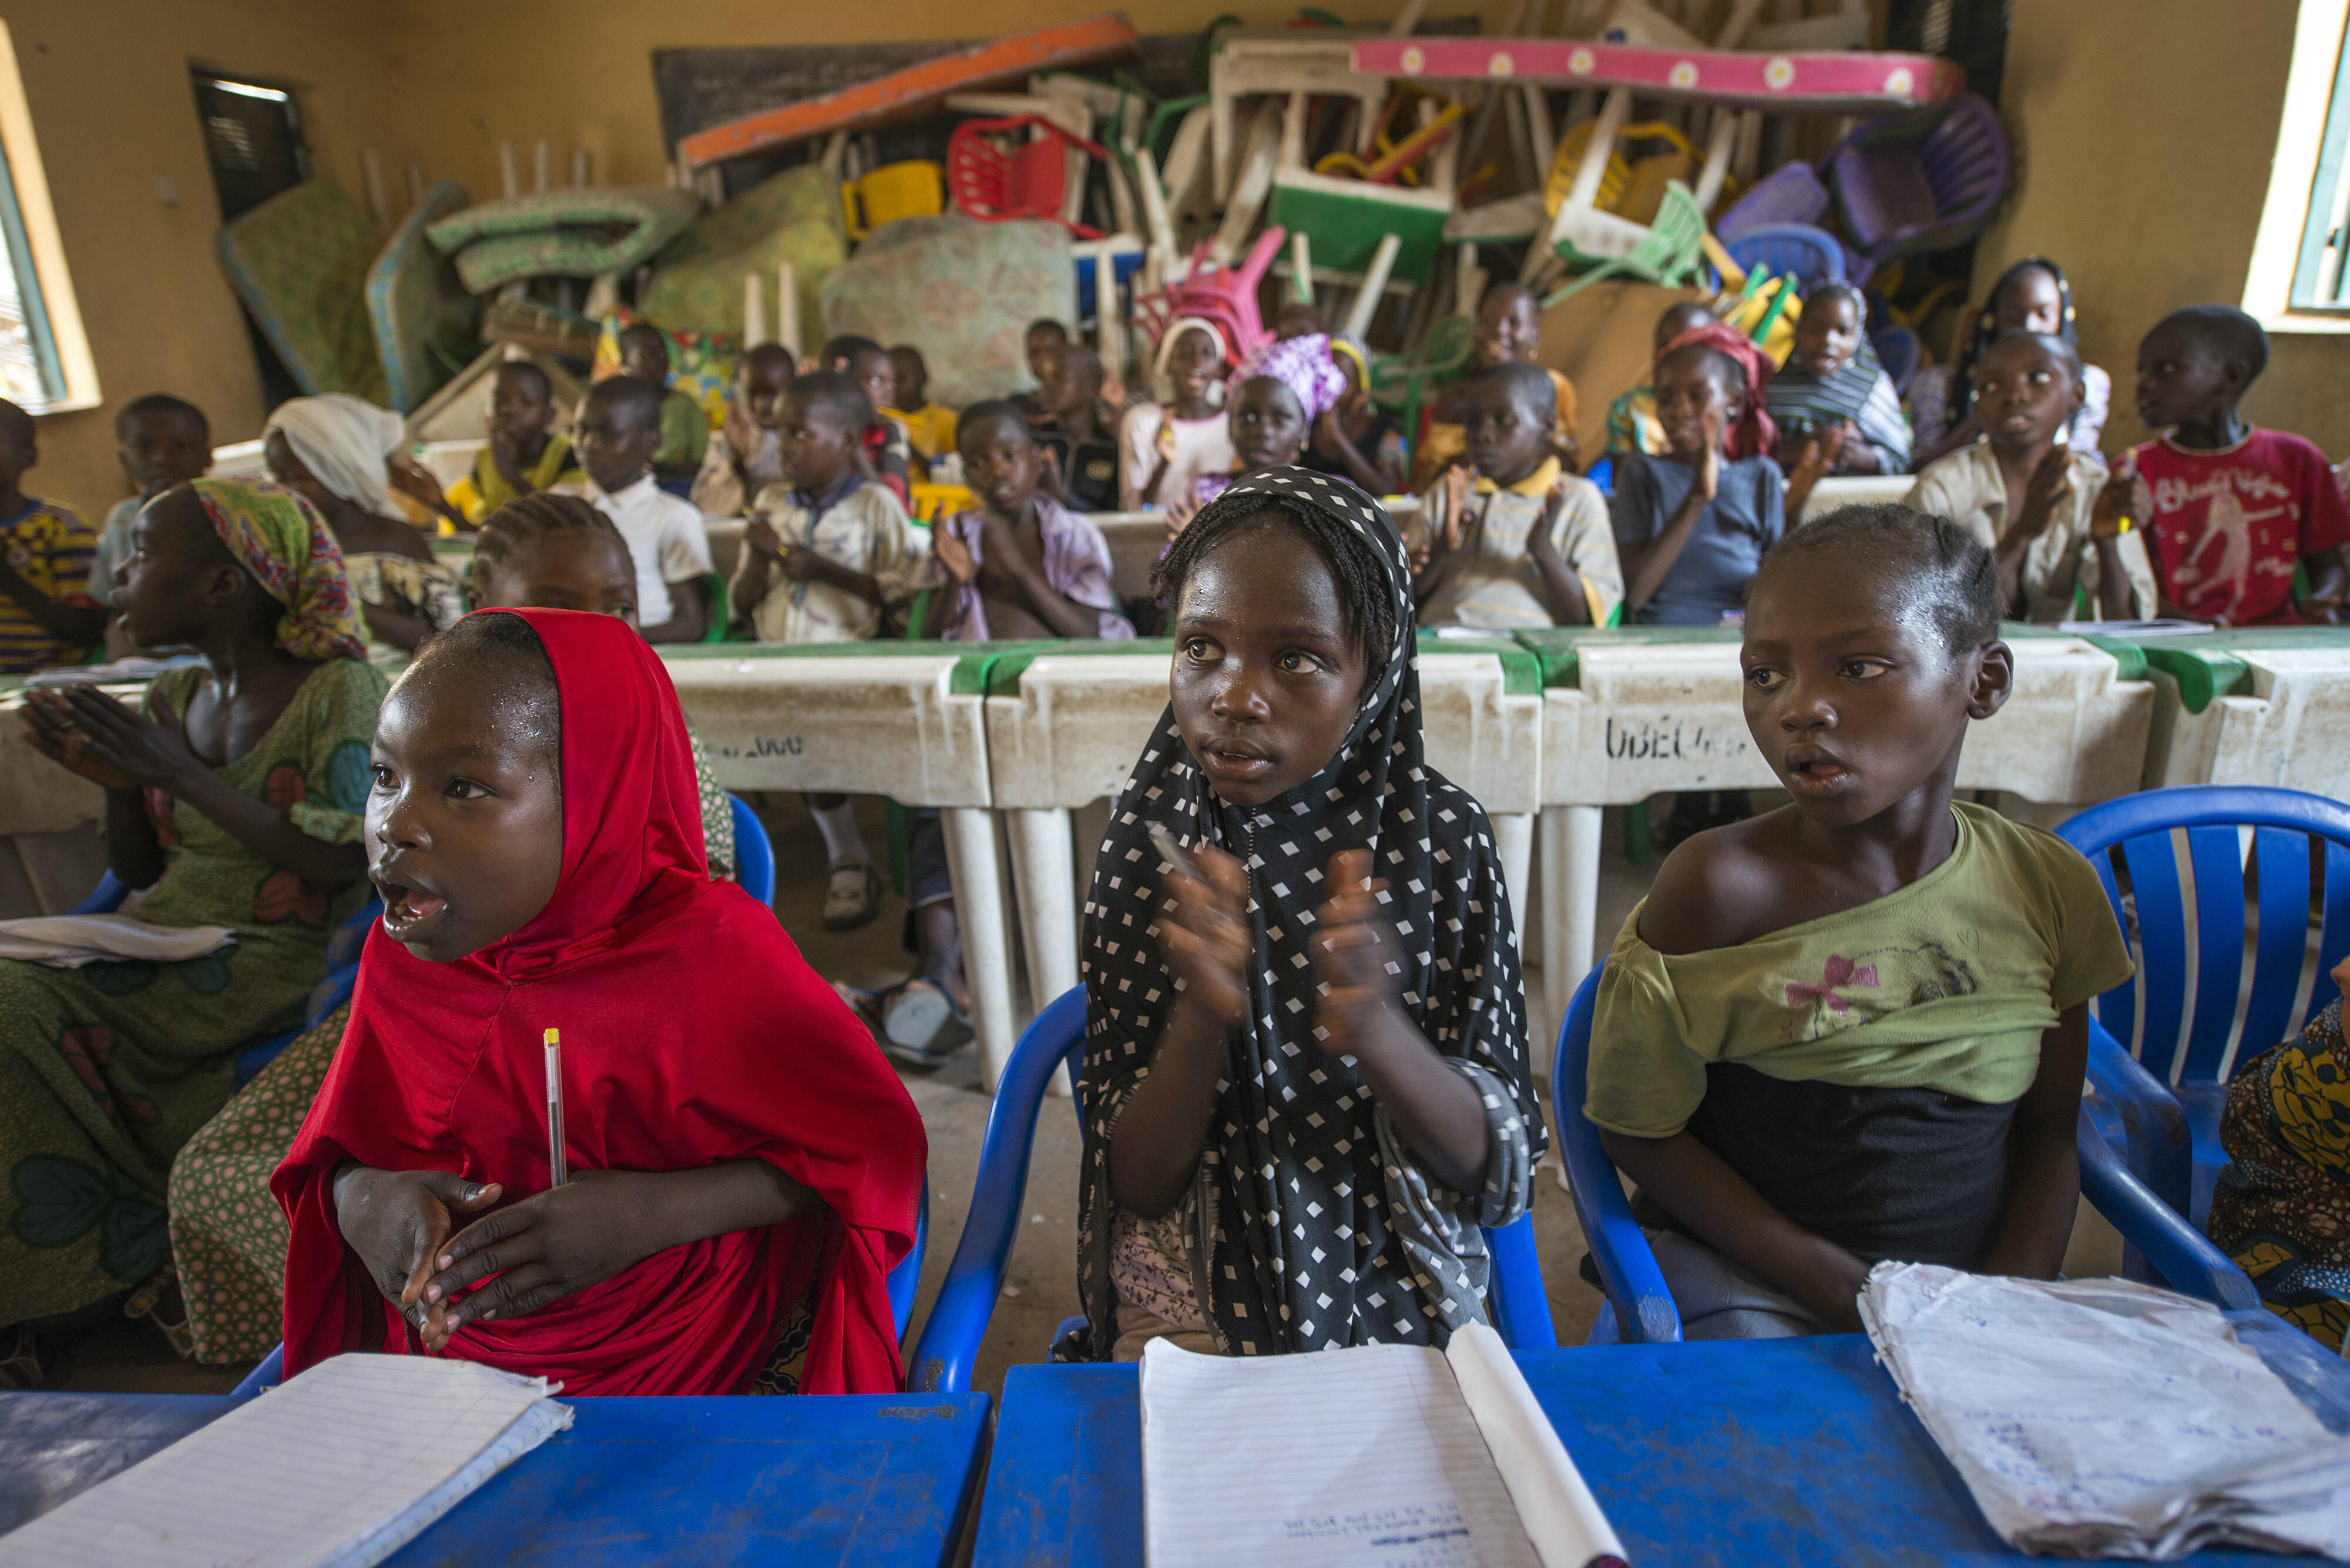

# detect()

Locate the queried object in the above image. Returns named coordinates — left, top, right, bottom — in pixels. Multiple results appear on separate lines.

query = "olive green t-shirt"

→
left=1586, top=802, right=2135, bottom=1139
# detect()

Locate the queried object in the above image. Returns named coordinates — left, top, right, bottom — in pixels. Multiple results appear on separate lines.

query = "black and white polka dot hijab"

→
left=1075, top=467, right=1543, bottom=1357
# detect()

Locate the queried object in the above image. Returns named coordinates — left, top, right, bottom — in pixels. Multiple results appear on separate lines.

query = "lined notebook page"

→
left=0, top=1354, right=573, bottom=1568
left=1140, top=1339, right=1540, bottom=1568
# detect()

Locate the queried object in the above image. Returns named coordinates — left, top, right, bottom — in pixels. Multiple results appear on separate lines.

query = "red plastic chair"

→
left=946, top=115, right=1110, bottom=239
left=1130, top=224, right=1288, bottom=365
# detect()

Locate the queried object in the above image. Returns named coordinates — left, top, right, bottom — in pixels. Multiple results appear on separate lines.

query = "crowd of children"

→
left=5, top=246, right=2350, bottom=1399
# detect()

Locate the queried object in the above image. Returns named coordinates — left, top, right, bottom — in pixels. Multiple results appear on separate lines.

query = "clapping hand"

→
left=1156, top=837, right=1252, bottom=1032
left=23, top=686, right=200, bottom=793
left=1309, top=848, right=1402, bottom=1057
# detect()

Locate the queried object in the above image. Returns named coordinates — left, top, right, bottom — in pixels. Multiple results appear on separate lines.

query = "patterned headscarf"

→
left=1658, top=321, right=1780, bottom=461
left=1227, top=331, right=1350, bottom=421
left=1076, top=466, right=1544, bottom=1358
left=265, top=394, right=405, bottom=516
left=189, top=477, right=368, bottom=662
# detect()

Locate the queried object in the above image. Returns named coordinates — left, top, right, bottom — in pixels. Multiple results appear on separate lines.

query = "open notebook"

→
left=0, top=1354, right=572, bottom=1568
left=1140, top=1322, right=1627, bottom=1568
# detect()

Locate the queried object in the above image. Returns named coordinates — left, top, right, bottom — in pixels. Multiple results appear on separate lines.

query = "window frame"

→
left=2247, top=0, right=2350, bottom=334
left=2288, top=19, right=2350, bottom=313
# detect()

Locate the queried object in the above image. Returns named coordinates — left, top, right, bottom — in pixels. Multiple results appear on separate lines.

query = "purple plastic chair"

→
left=1827, top=93, right=2009, bottom=266
left=1712, top=159, right=1829, bottom=244
left=1724, top=224, right=1845, bottom=296
left=1871, top=324, right=1922, bottom=394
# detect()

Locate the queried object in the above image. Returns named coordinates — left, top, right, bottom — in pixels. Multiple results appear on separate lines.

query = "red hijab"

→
left=1658, top=322, right=1779, bottom=461
left=273, top=609, right=925, bottom=1395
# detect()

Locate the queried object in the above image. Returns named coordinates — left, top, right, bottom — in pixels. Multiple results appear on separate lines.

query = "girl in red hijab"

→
left=273, top=608, right=925, bottom=1395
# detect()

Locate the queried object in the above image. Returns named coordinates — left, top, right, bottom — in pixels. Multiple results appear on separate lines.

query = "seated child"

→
left=823, top=335, right=912, bottom=506
left=566, top=377, right=713, bottom=642
left=267, top=394, right=465, bottom=654
left=1606, top=301, right=1716, bottom=458
left=422, top=361, right=584, bottom=528
left=1587, top=504, right=2133, bottom=1338
left=1164, top=373, right=1311, bottom=535
left=1610, top=325, right=1787, bottom=626
left=1416, top=363, right=1621, bottom=629
left=93, top=394, right=211, bottom=606
left=274, top=609, right=927, bottom=1395
left=162, top=492, right=741, bottom=1369
left=0, top=399, right=100, bottom=673
left=857, top=406, right=1137, bottom=1064
left=617, top=322, right=711, bottom=491
left=731, top=371, right=925, bottom=931
left=2123, top=305, right=2349, bottom=626
left=1911, top=257, right=2111, bottom=468
left=1272, top=298, right=1328, bottom=340
left=884, top=344, right=958, bottom=482
left=8, top=479, right=382, bottom=1382
left=1417, top=281, right=1578, bottom=488
left=1032, top=342, right=1121, bottom=512
left=1765, top=283, right=1912, bottom=477
left=2210, top=951, right=2350, bottom=1351
left=1301, top=335, right=1408, bottom=495
left=1014, top=317, right=1069, bottom=422
left=1120, top=318, right=1235, bottom=511
left=1076, top=468, right=1545, bottom=1358
left=692, top=343, right=794, bottom=517
left=1903, top=332, right=2156, bottom=622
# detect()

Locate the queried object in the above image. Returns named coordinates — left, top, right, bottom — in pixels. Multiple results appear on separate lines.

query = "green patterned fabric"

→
left=427, top=186, right=704, bottom=293
left=0, top=657, right=386, bottom=1328
left=819, top=214, right=1075, bottom=408
left=365, top=180, right=475, bottom=412
left=643, top=165, right=845, bottom=340
left=216, top=181, right=390, bottom=403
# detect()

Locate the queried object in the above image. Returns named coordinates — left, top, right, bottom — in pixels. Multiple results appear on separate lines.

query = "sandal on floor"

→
left=822, top=860, right=885, bottom=931
left=125, top=1263, right=196, bottom=1361
left=838, top=978, right=972, bottom=1066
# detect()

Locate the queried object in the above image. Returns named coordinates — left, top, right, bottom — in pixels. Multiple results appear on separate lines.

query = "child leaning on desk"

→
left=1583, top=505, right=2134, bottom=1339
left=274, top=608, right=927, bottom=1396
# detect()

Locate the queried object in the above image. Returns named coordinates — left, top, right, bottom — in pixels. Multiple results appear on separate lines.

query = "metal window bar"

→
left=2289, top=19, right=2350, bottom=313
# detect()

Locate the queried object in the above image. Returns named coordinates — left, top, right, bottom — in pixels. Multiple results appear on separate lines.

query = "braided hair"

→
left=1952, top=256, right=2078, bottom=415
left=1768, top=502, right=2000, bottom=654
left=1153, top=479, right=1398, bottom=690
left=472, top=492, right=627, bottom=582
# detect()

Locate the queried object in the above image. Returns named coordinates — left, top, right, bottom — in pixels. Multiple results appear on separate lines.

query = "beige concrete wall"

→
left=1974, top=0, right=2346, bottom=458
left=6, top=0, right=407, bottom=521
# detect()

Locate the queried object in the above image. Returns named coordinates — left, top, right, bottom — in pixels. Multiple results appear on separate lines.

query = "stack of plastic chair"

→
left=946, top=115, right=1111, bottom=239
left=1541, top=180, right=1708, bottom=307
left=1827, top=93, right=2010, bottom=268
left=1711, top=160, right=1831, bottom=245
left=1871, top=324, right=1922, bottom=394
left=904, top=987, right=1556, bottom=1393
left=1722, top=225, right=1847, bottom=297
left=2055, top=787, right=2350, bottom=1258
left=1130, top=224, right=1288, bottom=367
left=840, top=159, right=945, bottom=241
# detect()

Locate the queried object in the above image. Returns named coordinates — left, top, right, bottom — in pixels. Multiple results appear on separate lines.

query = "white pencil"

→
left=543, top=1028, right=568, bottom=1188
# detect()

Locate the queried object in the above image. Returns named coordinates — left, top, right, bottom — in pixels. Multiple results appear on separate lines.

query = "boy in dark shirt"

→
left=1032, top=342, right=1120, bottom=512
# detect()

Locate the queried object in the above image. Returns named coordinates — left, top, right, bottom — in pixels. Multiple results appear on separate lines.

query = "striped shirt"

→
left=0, top=496, right=98, bottom=672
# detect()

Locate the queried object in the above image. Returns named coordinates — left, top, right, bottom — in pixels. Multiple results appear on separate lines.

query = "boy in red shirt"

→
left=2118, top=305, right=2348, bottom=626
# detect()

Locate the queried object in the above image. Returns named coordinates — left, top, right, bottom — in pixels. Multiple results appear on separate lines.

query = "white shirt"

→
left=1117, top=402, right=1234, bottom=513
left=1901, top=439, right=2158, bottom=623
left=572, top=473, right=712, bottom=627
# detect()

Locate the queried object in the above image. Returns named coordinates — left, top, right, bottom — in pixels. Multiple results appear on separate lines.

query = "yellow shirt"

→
left=446, top=434, right=586, bottom=525
left=885, top=402, right=959, bottom=476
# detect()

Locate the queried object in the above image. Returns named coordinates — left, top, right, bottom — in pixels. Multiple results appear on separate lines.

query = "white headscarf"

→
left=1151, top=315, right=1229, bottom=409
left=264, top=394, right=405, bottom=515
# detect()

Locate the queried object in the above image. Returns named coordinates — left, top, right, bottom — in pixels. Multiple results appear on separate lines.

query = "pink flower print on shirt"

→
left=1787, top=953, right=1879, bottom=1013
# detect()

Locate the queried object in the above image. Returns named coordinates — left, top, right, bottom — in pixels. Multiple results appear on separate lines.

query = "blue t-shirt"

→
left=1608, top=451, right=1784, bottom=625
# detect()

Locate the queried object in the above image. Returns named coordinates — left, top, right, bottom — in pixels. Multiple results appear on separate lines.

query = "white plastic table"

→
left=983, top=643, right=1543, bottom=1081
left=2119, top=630, right=2350, bottom=798
left=1528, top=626, right=2156, bottom=1022
left=656, top=644, right=1027, bottom=1084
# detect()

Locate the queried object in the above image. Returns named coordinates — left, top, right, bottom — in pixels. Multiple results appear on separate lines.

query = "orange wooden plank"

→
left=679, top=15, right=1141, bottom=168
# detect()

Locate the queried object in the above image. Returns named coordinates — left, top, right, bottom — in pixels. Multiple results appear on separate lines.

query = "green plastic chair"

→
left=1368, top=313, right=1476, bottom=456
left=1541, top=180, right=1710, bottom=307
left=699, top=572, right=731, bottom=642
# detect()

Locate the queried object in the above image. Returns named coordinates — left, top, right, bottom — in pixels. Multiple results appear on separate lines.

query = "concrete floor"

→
left=61, top=795, right=2122, bottom=1397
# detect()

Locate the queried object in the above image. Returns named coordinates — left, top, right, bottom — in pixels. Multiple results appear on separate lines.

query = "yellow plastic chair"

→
left=907, top=481, right=975, bottom=524
left=841, top=160, right=946, bottom=241
left=1542, top=119, right=1693, bottom=221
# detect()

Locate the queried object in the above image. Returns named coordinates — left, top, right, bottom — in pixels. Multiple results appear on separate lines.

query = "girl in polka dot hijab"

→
left=1073, top=466, right=1543, bottom=1360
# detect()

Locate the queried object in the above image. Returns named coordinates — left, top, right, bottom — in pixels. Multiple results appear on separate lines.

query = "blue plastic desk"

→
left=969, top=1337, right=2344, bottom=1567
left=0, top=1387, right=991, bottom=1566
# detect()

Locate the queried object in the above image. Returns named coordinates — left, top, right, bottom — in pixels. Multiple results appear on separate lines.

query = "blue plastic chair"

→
left=726, top=792, right=775, bottom=905
left=1723, top=224, right=1846, bottom=297
left=2055, top=787, right=2350, bottom=1237
left=905, top=987, right=1554, bottom=1394
left=229, top=1171, right=929, bottom=1397
left=73, top=871, right=378, bottom=1088
left=1550, top=964, right=2259, bottom=1345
